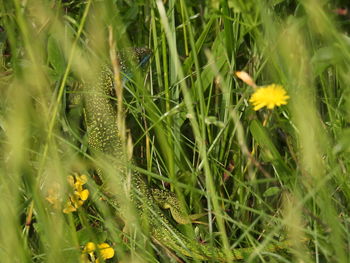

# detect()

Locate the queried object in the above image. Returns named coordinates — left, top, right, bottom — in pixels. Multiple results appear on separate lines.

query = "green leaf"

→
left=333, top=128, right=350, bottom=154
left=250, top=119, right=291, bottom=175
left=311, top=45, right=342, bottom=75
left=77, top=228, right=108, bottom=245
left=0, top=29, right=7, bottom=43
left=263, top=186, right=281, bottom=197
left=228, top=1, right=252, bottom=12
left=47, top=35, right=66, bottom=75
left=250, top=119, right=281, bottom=162
left=183, top=17, right=215, bottom=72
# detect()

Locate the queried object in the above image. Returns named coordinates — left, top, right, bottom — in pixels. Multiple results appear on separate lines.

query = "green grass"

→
left=1, top=0, right=350, bottom=262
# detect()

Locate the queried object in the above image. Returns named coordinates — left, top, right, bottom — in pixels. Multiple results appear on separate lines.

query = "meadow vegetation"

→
left=0, top=0, right=350, bottom=262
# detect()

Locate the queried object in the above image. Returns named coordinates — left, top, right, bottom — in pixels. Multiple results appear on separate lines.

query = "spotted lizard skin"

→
left=80, top=48, right=287, bottom=261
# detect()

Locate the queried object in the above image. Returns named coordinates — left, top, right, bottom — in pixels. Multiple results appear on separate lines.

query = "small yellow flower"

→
left=98, top=243, right=115, bottom=260
left=83, top=242, right=97, bottom=253
left=77, top=189, right=89, bottom=201
left=81, top=242, right=115, bottom=263
left=249, top=84, right=289, bottom=111
left=63, top=174, right=89, bottom=214
left=45, top=182, right=61, bottom=209
left=63, top=202, right=77, bottom=213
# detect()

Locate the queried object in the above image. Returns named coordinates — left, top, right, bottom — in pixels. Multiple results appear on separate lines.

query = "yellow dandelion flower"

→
left=249, top=84, right=289, bottom=111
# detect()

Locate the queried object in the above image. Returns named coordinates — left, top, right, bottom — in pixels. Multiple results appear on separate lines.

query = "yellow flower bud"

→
left=235, top=71, right=256, bottom=87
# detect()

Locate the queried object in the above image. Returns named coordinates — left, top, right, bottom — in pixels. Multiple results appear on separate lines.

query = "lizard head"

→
left=118, top=47, right=152, bottom=73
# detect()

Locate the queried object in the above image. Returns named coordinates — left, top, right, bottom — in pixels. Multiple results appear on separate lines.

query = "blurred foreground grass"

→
left=0, top=0, right=350, bottom=262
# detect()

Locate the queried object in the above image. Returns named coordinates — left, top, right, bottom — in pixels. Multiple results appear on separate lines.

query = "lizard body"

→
left=79, top=48, right=289, bottom=261
left=82, top=63, right=223, bottom=260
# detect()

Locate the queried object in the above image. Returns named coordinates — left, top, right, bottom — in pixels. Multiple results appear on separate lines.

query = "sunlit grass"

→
left=0, top=0, right=350, bottom=262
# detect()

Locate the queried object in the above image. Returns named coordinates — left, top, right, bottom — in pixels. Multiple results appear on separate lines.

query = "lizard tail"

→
left=152, top=227, right=291, bottom=262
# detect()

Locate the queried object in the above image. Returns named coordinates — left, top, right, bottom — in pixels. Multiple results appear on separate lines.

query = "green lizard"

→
left=76, top=48, right=290, bottom=261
